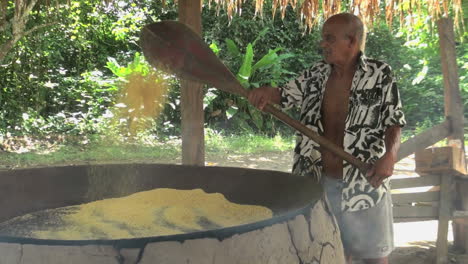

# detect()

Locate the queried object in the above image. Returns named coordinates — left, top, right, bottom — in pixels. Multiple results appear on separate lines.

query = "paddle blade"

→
left=140, top=21, right=246, bottom=97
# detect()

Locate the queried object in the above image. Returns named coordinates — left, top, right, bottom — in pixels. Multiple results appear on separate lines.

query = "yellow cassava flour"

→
left=1, top=188, right=272, bottom=240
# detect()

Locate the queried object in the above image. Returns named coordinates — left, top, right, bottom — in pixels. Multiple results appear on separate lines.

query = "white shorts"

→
left=322, top=176, right=394, bottom=259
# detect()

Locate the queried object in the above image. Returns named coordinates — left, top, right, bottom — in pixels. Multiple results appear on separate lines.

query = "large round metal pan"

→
left=0, top=163, right=322, bottom=248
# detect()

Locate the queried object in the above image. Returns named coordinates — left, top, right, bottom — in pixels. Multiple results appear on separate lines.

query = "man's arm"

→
left=383, top=125, right=401, bottom=160
left=366, top=125, right=402, bottom=188
left=249, top=65, right=320, bottom=111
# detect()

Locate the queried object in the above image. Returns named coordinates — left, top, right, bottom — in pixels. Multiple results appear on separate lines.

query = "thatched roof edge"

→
left=166, top=0, right=464, bottom=32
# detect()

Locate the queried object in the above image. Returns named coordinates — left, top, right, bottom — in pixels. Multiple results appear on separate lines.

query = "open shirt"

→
left=280, top=54, right=406, bottom=212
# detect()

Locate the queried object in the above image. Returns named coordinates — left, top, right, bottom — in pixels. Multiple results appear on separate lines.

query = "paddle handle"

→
left=262, top=103, right=371, bottom=175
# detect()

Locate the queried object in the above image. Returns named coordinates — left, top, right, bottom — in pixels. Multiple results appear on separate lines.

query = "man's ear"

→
left=348, top=34, right=357, bottom=48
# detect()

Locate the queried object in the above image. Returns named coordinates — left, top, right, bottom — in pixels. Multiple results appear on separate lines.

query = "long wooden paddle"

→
left=140, top=21, right=371, bottom=175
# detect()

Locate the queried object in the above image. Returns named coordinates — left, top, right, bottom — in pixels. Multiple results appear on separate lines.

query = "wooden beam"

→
left=449, top=254, right=468, bottom=264
left=394, top=217, right=438, bottom=223
left=397, top=120, right=451, bottom=161
left=438, top=18, right=465, bottom=147
left=453, top=218, right=468, bottom=252
left=393, top=205, right=439, bottom=219
left=392, top=191, right=440, bottom=204
left=454, top=211, right=468, bottom=218
left=438, top=17, right=467, bottom=253
left=390, top=174, right=441, bottom=189
left=178, top=0, right=205, bottom=166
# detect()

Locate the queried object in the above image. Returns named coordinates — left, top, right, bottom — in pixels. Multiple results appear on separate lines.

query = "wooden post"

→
left=437, top=18, right=467, bottom=253
left=178, top=0, right=205, bottom=166
left=436, top=173, right=453, bottom=264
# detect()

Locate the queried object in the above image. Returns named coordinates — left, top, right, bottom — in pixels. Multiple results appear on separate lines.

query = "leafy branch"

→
left=0, top=0, right=58, bottom=62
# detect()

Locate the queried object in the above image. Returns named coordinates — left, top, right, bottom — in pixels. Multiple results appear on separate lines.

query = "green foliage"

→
left=0, top=0, right=467, bottom=154
left=215, top=29, right=295, bottom=132
left=225, top=39, right=240, bottom=56
left=0, top=0, right=168, bottom=140
left=107, top=52, right=152, bottom=78
left=202, top=5, right=306, bottom=135
left=1, top=0, right=124, bottom=136
left=237, top=43, right=254, bottom=88
left=364, top=19, right=465, bottom=130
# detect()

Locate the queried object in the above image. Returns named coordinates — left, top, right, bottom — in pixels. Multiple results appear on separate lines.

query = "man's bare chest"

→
left=321, top=76, right=353, bottom=128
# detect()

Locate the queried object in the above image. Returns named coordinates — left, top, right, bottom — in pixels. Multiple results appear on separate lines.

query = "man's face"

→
left=320, top=21, right=351, bottom=64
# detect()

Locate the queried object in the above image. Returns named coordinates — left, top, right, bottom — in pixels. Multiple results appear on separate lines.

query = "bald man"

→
left=248, top=13, right=406, bottom=264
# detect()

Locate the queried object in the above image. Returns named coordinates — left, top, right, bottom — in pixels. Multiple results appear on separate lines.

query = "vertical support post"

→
left=436, top=173, right=453, bottom=264
left=437, top=18, right=467, bottom=252
left=178, top=0, right=205, bottom=166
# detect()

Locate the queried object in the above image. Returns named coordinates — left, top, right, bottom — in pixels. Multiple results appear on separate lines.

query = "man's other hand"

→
left=247, top=86, right=281, bottom=110
left=366, top=153, right=396, bottom=188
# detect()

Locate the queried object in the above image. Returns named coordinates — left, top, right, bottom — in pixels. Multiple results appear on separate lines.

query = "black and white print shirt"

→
left=280, top=54, right=406, bottom=212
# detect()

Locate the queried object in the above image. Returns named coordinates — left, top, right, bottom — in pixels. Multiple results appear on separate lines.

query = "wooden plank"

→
left=456, top=174, right=468, bottom=180
left=436, top=173, right=453, bottom=264
left=453, top=217, right=468, bottom=251
left=454, top=181, right=468, bottom=252
left=453, top=218, right=468, bottom=225
left=438, top=17, right=468, bottom=253
left=454, top=211, right=468, bottom=218
left=393, top=205, right=439, bottom=219
left=415, top=146, right=467, bottom=175
left=390, top=175, right=441, bottom=189
left=394, top=217, right=437, bottom=223
left=397, top=120, right=451, bottom=161
left=179, top=0, right=205, bottom=166
left=449, top=254, right=468, bottom=264
left=392, top=191, right=440, bottom=204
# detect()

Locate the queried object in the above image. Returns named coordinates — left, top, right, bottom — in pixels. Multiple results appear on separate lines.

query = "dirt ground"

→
left=199, top=151, right=464, bottom=264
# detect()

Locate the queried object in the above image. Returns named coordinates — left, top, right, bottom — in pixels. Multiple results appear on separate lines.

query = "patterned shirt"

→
left=280, top=54, right=406, bottom=212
